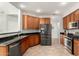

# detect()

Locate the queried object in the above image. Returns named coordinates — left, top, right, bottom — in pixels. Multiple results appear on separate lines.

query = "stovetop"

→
left=67, top=33, right=79, bottom=39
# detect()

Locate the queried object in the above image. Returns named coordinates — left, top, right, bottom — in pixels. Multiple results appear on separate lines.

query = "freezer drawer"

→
left=41, top=37, right=51, bottom=45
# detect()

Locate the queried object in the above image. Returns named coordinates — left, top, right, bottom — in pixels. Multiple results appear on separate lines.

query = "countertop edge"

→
left=0, top=30, right=40, bottom=46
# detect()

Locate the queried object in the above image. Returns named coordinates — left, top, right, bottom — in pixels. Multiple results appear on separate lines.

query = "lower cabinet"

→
left=0, top=46, right=8, bottom=56
left=20, top=37, right=29, bottom=55
left=73, top=39, right=79, bottom=56
left=20, top=34, right=40, bottom=55
left=0, top=34, right=40, bottom=56
left=60, top=34, right=64, bottom=46
left=28, top=34, right=40, bottom=47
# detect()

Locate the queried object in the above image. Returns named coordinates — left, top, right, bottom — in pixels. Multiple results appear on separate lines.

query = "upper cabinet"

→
left=74, top=9, right=79, bottom=21
left=33, top=17, right=40, bottom=29
left=22, top=15, right=40, bottom=30
left=63, top=17, right=67, bottom=29
left=70, top=13, right=75, bottom=22
left=22, top=15, right=50, bottom=30
left=63, top=9, right=79, bottom=29
left=40, top=18, right=50, bottom=24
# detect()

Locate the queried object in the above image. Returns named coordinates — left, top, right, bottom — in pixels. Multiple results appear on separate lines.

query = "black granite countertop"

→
left=60, top=32, right=65, bottom=35
left=64, top=33, right=79, bottom=40
left=0, top=30, right=40, bottom=38
left=73, top=35, right=79, bottom=39
left=0, top=30, right=41, bottom=46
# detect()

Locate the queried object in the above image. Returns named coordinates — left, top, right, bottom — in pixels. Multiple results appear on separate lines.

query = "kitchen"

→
left=0, top=2, right=79, bottom=56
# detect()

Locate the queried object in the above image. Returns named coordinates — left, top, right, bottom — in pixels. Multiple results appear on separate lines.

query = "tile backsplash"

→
left=66, top=29, right=79, bottom=34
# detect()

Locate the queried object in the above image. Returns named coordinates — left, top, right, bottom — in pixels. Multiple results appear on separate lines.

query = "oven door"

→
left=66, top=38, right=73, bottom=53
left=67, top=39, right=72, bottom=50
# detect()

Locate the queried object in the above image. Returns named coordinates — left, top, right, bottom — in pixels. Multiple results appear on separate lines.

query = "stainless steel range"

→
left=65, top=33, right=74, bottom=54
left=66, top=37, right=73, bottom=53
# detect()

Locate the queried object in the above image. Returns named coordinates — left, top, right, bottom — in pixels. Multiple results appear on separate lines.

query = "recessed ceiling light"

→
left=36, top=9, right=41, bottom=13
left=54, top=11, right=60, bottom=14
left=60, top=2, right=68, bottom=5
left=20, top=4, right=26, bottom=8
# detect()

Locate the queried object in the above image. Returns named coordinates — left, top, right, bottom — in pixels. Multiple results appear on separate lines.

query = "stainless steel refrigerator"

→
left=40, top=24, right=52, bottom=45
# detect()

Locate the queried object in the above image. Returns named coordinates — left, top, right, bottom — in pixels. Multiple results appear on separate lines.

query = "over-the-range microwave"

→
left=68, top=22, right=79, bottom=29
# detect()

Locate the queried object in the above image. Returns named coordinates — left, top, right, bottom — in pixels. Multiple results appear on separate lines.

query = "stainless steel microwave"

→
left=68, top=22, right=79, bottom=29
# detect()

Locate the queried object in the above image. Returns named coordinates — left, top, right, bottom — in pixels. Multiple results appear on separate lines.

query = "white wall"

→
left=66, top=29, right=79, bottom=34
left=0, top=13, right=7, bottom=33
left=7, top=15, right=19, bottom=32
left=50, top=15, right=63, bottom=38
left=0, top=2, right=20, bottom=33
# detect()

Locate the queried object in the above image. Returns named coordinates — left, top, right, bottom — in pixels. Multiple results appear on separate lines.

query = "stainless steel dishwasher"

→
left=9, top=41, right=21, bottom=56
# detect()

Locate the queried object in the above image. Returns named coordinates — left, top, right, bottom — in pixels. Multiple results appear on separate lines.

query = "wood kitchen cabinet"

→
left=20, top=34, right=40, bottom=55
left=40, top=18, right=45, bottom=24
left=73, top=39, right=79, bottom=56
left=63, top=9, right=79, bottom=29
left=45, top=18, right=50, bottom=24
left=74, top=9, right=79, bottom=21
left=22, top=15, right=39, bottom=30
left=40, top=18, right=50, bottom=24
left=66, top=15, right=71, bottom=29
left=33, top=34, right=40, bottom=45
left=0, top=46, right=8, bottom=56
left=20, top=37, right=29, bottom=54
left=32, top=17, right=40, bottom=29
left=63, top=17, right=67, bottom=29
left=26, top=16, right=34, bottom=29
left=28, top=34, right=40, bottom=47
left=60, top=34, right=64, bottom=46
left=22, top=15, right=50, bottom=30
left=63, top=14, right=72, bottom=29
left=70, top=13, right=75, bottom=22
left=22, top=15, right=28, bottom=30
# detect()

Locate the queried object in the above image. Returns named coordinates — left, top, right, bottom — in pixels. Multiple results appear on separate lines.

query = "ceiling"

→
left=11, top=2, right=78, bottom=16
left=0, top=2, right=18, bottom=14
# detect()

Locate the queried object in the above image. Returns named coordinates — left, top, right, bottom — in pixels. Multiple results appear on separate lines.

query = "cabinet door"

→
left=22, top=15, right=33, bottom=30
left=40, top=18, right=45, bottom=24
left=22, top=15, right=28, bottom=30
left=27, top=16, right=34, bottom=29
left=20, top=37, right=29, bottom=55
left=28, top=34, right=40, bottom=47
left=33, top=17, right=39, bottom=29
left=25, top=38, right=29, bottom=49
left=74, top=10, right=79, bottom=21
left=33, top=34, right=40, bottom=45
left=63, top=17, right=67, bottom=29
left=22, top=15, right=40, bottom=30
left=40, top=18, right=50, bottom=24
left=66, top=15, right=71, bottom=29
left=74, top=39, right=79, bottom=56
left=60, top=35, right=64, bottom=46
left=45, top=18, right=50, bottom=24
left=28, top=35, right=34, bottom=47
left=70, top=13, right=75, bottom=22
left=20, top=39, right=26, bottom=54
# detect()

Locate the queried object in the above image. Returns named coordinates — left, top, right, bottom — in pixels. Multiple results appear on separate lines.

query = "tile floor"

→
left=23, top=38, right=73, bottom=56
